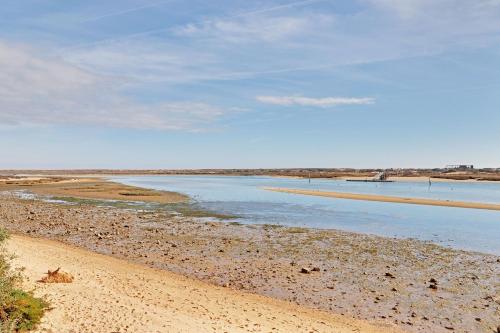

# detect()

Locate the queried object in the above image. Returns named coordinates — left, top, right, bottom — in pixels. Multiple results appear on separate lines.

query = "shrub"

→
left=0, top=228, right=47, bottom=332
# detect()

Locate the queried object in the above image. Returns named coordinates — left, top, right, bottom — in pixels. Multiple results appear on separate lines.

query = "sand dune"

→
left=265, top=188, right=500, bottom=211
left=8, top=235, right=400, bottom=333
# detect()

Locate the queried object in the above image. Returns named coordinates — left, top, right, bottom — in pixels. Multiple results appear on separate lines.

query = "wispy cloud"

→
left=231, top=0, right=324, bottom=18
left=175, top=0, right=327, bottom=43
left=60, top=0, right=323, bottom=52
left=256, top=96, right=375, bottom=107
left=55, top=0, right=500, bottom=91
left=0, top=42, right=231, bottom=131
left=175, top=15, right=314, bottom=43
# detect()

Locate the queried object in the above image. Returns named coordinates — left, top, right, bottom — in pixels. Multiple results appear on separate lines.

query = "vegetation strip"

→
left=0, top=228, right=47, bottom=332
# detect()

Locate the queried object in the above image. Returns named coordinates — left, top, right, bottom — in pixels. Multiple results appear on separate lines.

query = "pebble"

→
left=1, top=192, right=498, bottom=333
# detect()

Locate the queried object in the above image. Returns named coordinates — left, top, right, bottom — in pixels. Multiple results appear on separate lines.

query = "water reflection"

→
left=112, top=176, right=500, bottom=255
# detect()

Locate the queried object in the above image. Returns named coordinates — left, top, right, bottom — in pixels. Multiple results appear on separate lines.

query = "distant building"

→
left=445, top=164, right=474, bottom=170
left=373, top=171, right=388, bottom=181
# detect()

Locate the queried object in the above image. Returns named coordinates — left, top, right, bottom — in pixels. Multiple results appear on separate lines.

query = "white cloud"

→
left=174, top=14, right=333, bottom=43
left=175, top=17, right=311, bottom=43
left=53, top=0, right=500, bottom=88
left=61, top=40, right=224, bottom=84
left=0, top=41, right=230, bottom=131
left=256, top=96, right=375, bottom=107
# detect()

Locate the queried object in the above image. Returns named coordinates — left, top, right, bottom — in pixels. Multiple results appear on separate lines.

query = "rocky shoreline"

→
left=0, top=192, right=498, bottom=333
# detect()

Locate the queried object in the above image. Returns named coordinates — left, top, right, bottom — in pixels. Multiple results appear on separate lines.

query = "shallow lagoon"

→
left=113, top=176, right=500, bottom=255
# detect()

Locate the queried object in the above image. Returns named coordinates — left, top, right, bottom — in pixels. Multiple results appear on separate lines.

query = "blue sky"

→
left=1, top=0, right=499, bottom=169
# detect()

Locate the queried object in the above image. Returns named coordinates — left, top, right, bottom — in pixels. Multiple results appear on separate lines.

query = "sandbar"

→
left=265, top=187, right=500, bottom=211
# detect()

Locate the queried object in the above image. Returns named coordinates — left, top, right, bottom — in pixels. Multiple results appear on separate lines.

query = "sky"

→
left=1, top=0, right=499, bottom=169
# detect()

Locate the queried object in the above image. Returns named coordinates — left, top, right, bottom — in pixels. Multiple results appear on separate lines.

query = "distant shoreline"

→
left=1, top=168, right=499, bottom=182
left=2, top=173, right=500, bottom=183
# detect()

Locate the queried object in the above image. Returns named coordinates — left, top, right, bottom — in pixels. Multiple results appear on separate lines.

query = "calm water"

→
left=112, top=176, right=500, bottom=255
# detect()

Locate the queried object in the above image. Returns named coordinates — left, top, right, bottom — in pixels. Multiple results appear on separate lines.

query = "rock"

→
left=497, top=326, right=500, bottom=333
left=311, top=267, right=320, bottom=272
left=429, top=278, right=438, bottom=284
left=300, top=268, right=311, bottom=274
left=429, top=284, right=438, bottom=290
left=385, top=272, right=395, bottom=278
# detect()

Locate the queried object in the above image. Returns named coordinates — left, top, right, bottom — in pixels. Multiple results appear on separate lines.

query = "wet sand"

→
left=9, top=235, right=397, bottom=333
left=0, top=177, right=188, bottom=204
left=0, top=191, right=498, bottom=333
left=265, top=187, right=500, bottom=211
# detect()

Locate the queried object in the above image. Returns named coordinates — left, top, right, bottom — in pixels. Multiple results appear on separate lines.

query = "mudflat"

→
left=0, top=176, right=187, bottom=204
left=265, top=187, right=500, bottom=211
left=0, top=190, right=498, bottom=332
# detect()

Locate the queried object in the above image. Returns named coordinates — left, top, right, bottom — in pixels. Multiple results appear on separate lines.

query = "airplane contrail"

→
left=60, top=0, right=325, bottom=52
left=231, top=0, right=322, bottom=18
left=82, top=0, right=173, bottom=23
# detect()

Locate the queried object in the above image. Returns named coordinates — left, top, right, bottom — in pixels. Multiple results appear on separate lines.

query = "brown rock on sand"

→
left=38, top=267, right=74, bottom=283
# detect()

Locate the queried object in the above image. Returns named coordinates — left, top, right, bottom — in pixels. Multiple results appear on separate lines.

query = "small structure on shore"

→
left=373, top=171, right=388, bottom=181
left=446, top=164, right=474, bottom=170
left=346, top=171, right=393, bottom=182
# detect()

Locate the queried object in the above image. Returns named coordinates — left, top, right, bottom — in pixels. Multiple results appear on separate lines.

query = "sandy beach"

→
left=8, top=235, right=398, bottom=333
left=265, top=187, right=500, bottom=211
left=4, top=0, right=500, bottom=331
left=0, top=180, right=498, bottom=332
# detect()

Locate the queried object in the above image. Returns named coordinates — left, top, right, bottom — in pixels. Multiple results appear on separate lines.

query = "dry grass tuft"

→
left=38, top=267, right=74, bottom=283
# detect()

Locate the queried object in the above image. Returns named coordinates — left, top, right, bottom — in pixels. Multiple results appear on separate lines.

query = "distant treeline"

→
left=1, top=168, right=499, bottom=181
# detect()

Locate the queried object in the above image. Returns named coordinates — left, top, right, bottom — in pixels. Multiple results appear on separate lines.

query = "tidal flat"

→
left=0, top=190, right=498, bottom=333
